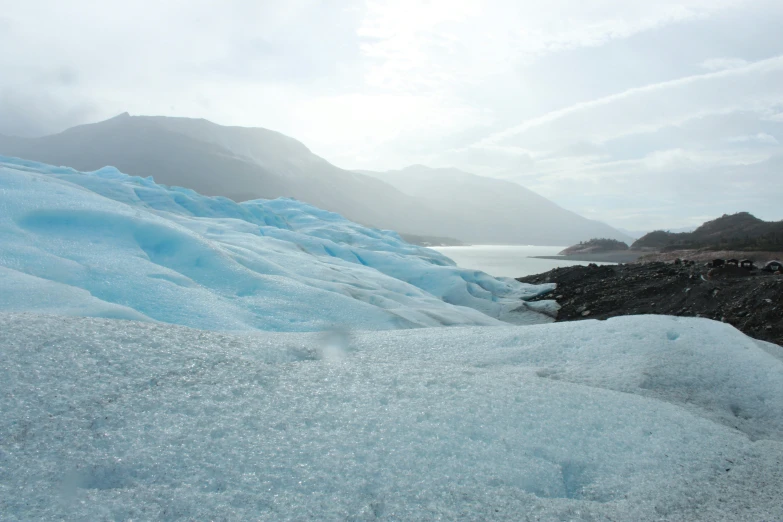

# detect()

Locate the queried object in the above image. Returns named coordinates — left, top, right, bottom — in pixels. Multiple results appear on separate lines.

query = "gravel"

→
left=519, top=262, right=783, bottom=347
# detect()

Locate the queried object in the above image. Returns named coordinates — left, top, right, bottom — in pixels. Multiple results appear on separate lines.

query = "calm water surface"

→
left=433, top=245, right=614, bottom=278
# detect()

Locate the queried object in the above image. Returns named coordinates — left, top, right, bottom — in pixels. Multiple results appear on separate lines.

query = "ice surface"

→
left=1, top=313, right=781, bottom=521
left=0, top=156, right=554, bottom=331
left=3, top=156, right=780, bottom=520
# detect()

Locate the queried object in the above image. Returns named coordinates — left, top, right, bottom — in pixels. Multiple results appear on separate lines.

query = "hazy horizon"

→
left=2, top=1, right=783, bottom=231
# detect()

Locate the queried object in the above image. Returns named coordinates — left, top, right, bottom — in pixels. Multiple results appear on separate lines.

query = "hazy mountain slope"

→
left=139, top=115, right=420, bottom=223
left=0, top=114, right=291, bottom=202
left=0, top=114, right=630, bottom=245
left=616, top=227, right=648, bottom=239
left=361, top=165, right=633, bottom=245
left=0, top=114, right=428, bottom=233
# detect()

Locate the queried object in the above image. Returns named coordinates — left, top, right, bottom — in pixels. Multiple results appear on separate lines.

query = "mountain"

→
left=0, top=113, right=426, bottom=232
left=0, top=114, right=630, bottom=245
left=558, top=238, right=629, bottom=255
left=632, top=212, right=783, bottom=251
left=360, top=165, right=632, bottom=245
left=618, top=226, right=697, bottom=239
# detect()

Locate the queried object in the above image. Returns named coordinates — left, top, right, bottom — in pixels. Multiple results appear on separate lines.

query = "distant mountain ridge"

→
left=360, top=165, right=632, bottom=245
left=632, top=212, right=783, bottom=251
left=0, top=114, right=630, bottom=245
left=0, top=113, right=417, bottom=229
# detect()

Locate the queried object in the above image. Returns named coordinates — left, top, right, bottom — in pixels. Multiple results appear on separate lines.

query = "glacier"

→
left=1, top=155, right=782, bottom=520
left=0, top=156, right=554, bottom=331
left=1, top=313, right=782, bottom=520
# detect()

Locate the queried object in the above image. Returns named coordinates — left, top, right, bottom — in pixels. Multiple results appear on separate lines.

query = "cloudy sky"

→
left=2, top=0, right=782, bottom=231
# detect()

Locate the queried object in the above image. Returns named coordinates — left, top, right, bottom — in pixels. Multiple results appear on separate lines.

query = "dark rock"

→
left=518, top=262, right=783, bottom=347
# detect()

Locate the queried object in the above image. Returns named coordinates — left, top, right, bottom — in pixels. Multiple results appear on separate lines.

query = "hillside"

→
left=359, top=165, right=632, bottom=245
left=0, top=114, right=630, bottom=246
left=558, top=238, right=629, bottom=255
left=0, top=113, right=425, bottom=235
left=632, top=212, right=783, bottom=251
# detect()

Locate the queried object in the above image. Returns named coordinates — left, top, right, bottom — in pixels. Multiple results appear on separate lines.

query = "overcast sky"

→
left=2, top=0, right=782, bottom=231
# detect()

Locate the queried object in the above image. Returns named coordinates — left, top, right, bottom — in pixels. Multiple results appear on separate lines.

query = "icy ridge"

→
left=0, top=156, right=554, bottom=331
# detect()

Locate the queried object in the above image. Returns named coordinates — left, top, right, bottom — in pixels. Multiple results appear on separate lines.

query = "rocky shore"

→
left=519, top=261, right=783, bottom=347
left=638, top=249, right=783, bottom=264
left=531, top=250, right=644, bottom=263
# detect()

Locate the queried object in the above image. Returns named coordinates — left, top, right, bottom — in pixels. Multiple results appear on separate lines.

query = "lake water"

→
left=432, top=245, right=614, bottom=278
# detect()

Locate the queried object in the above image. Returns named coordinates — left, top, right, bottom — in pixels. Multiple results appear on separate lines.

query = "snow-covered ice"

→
left=2, top=155, right=781, bottom=520
left=0, top=156, right=554, bottom=331
left=1, top=313, right=782, bottom=521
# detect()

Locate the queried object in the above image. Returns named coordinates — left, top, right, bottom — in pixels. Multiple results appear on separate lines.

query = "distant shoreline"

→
left=531, top=250, right=645, bottom=263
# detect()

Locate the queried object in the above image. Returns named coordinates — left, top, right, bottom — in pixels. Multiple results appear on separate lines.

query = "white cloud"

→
left=291, top=93, right=491, bottom=168
left=472, top=55, right=783, bottom=154
left=727, top=132, right=779, bottom=144
left=700, top=57, right=749, bottom=71
left=356, top=0, right=747, bottom=95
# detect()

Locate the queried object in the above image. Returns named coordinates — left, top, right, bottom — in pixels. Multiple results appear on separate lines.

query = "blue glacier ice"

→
left=0, top=156, right=555, bottom=331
